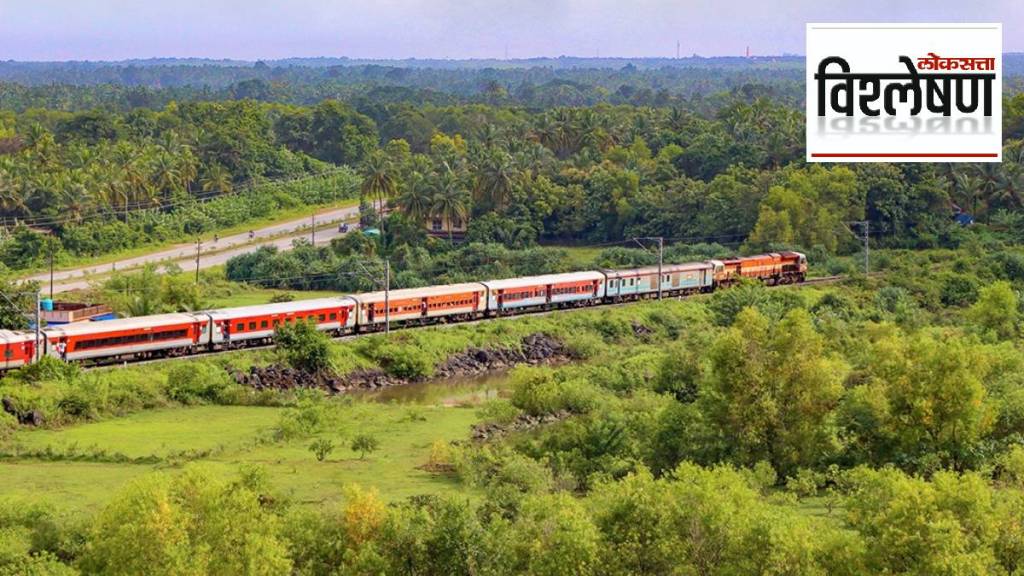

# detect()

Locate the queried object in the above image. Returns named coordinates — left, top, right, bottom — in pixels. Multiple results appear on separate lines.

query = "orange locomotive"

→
left=710, top=251, right=807, bottom=286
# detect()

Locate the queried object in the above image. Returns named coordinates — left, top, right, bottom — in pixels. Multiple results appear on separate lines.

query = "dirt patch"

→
left=229, top=333, right=574, bottom=394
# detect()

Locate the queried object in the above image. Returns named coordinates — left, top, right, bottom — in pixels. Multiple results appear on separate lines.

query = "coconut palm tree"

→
left=200, top=163, right=233, bottom=195
left=473, top=150, right=517, bottom=211
left=952, top=170, right=982, bottom=216
left=360, top=151, right=397, bottom=238
left=991, top=164, right=1024, bottom=210
left=396, top=171, right=432, bottom=223
left=431, top=170, right=470, bottom=243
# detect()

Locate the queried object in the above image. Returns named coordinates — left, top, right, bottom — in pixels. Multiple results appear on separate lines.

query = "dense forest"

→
left=6, top=59, right=1024, bottom=576
left=1, top=61, right=1024, bottom=283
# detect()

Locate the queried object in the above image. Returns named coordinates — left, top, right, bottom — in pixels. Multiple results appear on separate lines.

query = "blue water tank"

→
left=41, top=298, right=54, bottom=311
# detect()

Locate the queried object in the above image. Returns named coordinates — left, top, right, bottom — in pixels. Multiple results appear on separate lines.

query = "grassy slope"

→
left=0, top=402, right=480, bottom=512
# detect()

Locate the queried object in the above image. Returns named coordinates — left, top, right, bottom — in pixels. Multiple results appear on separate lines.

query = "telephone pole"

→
left=34, top=291, right=41, bottom=361
left=657, top=236, right=664, bottom=300
left=848, top=221, right=869, bottom=275
left=632, top=236, right=665, bottom=299
left=863, top=221, right=869, bottom=275
left=384, top=259, right=391, bottom=335
left=48, top=238, right=54, bottom=299
left=195, top=238, right=202, bottom=284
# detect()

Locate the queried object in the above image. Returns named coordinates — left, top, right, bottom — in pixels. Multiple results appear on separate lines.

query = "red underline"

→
left=811, top=152, right=998, bottom=158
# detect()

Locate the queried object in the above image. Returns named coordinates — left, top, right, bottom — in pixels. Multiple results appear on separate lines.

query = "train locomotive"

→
left=0, top=251, right=806, bottom=368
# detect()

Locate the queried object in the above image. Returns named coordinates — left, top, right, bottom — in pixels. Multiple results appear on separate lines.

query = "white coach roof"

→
left=352, top=283, right=486, bottom=304
left=204, top=297, right=356, bottom=319
left=603, top=262, right=713, bottom=278
left=481, top=271, right=605, bottom=291
left=42, top=313, right=203, bottom=338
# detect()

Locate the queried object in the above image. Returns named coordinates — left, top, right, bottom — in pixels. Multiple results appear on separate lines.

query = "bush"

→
left=275, top=321, right=333, bottom=373
left=351, top=434, right=379, bottom=459
left=165, top=362, right=232, bottom=405
left=309, top=438, right=335, bottom=462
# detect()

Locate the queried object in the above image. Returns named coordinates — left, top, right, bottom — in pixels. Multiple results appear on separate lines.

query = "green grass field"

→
left=0, top=399, right=482, bottom=512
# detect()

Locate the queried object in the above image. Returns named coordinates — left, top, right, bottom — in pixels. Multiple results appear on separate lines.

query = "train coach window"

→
left=4, top=348, right=12, bottom=359
left=319, top=314, right=326, bottom=322
left=235, top=323, right=244, bottom=332
left=261, top=320, right=268, bottom=329
left=329, top=313, right=337, bottom=321
left=249, top=322, right=256, bottom=330
left=272, top=319, right=279, bottom=327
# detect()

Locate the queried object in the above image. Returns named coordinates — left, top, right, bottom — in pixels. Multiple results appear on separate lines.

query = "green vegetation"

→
left=3, top=57, right=1024, bottom=573
left=4, top=247, right=1024, bottom=573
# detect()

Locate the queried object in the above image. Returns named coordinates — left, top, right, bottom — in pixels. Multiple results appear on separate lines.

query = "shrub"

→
left=165, top=362, right=232, bottom=405
left=275, top=321, right=333, bottom=373
left=351, top=434, right=380, bottom=459
left=309, top=438, right=335, bottom=462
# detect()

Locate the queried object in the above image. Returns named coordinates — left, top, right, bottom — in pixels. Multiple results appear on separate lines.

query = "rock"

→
left=227, top=333, right=572, bottom=396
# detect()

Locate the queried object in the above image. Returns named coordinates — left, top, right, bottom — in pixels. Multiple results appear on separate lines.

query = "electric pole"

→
left=384, top=259, right=391, bottom=335
left=195, top=238, right=202, bottom=284
left=34, top=291, right=41, bottom=361
left=48, top=238, right=54, bottom=299
left=848, top=221, right=870, bottom=275
left=657, top=236, right=664, bottom=300
left=863, top=220, right=869, bottom=275
left=632, top=236, right=665, bottom=299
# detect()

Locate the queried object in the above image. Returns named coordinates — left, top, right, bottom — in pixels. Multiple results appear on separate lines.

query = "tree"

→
left=351, top=434, right=380, bottom=459
left=702, top=307, right=844, bottom=476
left=431, top=170, right=470, bottom=243
left=81, top=467, right=292, bottom=575
left=274, top=320, right=333, bottom=373
left=200, top=163, right=233, bottom=195
left=844, top=468, right=1000, bottom=576
left=396, top=171, right=432, bottom=222
left=969, top=281, right=1020, bottom=340
left=473, top=149, right=517, bottom=211
left=360, top=151, right=397, bottom=240
left=309, top=438, right=335, bottom=462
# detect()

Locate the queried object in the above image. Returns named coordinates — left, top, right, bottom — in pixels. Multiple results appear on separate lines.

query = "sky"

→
left=0, top=0, right=1021, bottom=61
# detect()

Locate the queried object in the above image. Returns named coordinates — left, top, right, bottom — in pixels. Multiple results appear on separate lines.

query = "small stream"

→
left=359, top=370, right=513, bottom=406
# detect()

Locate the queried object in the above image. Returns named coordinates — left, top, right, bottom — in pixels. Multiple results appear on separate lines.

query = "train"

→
left=0, top=251, right=806, bottom=370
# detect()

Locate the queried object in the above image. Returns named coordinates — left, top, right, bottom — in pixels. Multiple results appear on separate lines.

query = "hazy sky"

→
left=1, top=0, right=1021, bottom=61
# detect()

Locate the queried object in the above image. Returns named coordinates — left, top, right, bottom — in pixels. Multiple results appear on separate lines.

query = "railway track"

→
left=88, top=274, right=849, bottom=371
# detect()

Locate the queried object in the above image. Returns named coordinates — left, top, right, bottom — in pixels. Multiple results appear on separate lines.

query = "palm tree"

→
left=396, top=172, right=432, bottom=222
left=0, top=166, right=27, bottom=226
left=152, top=154, right=181, bottom=200
left=474, top=150, right=517, bottom=211
left=200, top=163, right=233, bottom=195
left=360, top=151, right=397, bottom=239
left=992, top=164, right=1024, bottom=210
left=973, top=163, right=1000, bottom=220
left=431, top=170, right=470, bottom=243
left=177, top=147, right=199, bottom=193
left=952, top=171, right=982, bottom=216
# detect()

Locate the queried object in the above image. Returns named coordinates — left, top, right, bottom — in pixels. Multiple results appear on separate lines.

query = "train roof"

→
left=602, top=262, right=712, bottom=278
left=0, top=329, right=34, bottom=343
left=204, top=297, right=356, bottom=319
left=42, top=313, right=203, bottom=337
left=352, top=282, right=486, bottom=303
left=481, top=271, right=606, bottom=290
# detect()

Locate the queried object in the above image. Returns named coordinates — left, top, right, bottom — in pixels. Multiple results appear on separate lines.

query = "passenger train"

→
left=0, top=251, right=806, bottom=370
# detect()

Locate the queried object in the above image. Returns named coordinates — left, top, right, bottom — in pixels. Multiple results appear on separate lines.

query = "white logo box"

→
left=806, top=23, right=1002, bottom=163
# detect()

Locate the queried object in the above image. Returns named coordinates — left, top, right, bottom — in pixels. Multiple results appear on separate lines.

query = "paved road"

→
left=28, top=205, right=362, bottom=294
